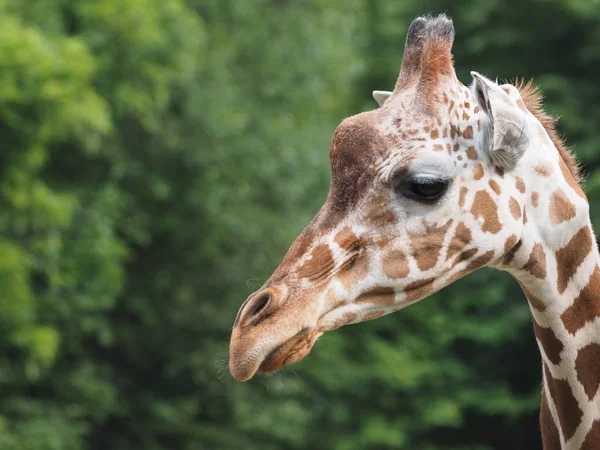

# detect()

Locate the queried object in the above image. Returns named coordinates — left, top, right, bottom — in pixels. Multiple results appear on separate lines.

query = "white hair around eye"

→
left=408, top=152, right=456, bottom=181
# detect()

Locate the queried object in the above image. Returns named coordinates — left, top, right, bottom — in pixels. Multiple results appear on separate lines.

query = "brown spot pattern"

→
left=561, top=265, right=600, bottom=335
left=523, top=243, right=547, bottom=279
left=532, top=321, right=563, bottom=365
left=382, top=250, right=409, bottom=280
left=471, top=190, right=502, bottom=234
left=335, top=227, right=360, bottom=252
left=555, top=226, right=593, bottom=294
left=531, top=191, right=539, bottom=207
left=516, top=177, right=526, bottom=193
left=575, top=343, right=600, bottom=400
left=559, top=157, right=586, bottom=200
left=297, top=244, right=335, bottom=281
left=468, top=250, right=495, bottom=270
left=466, top=146, right=477, bottom=160
left=356, top=286, right=395, bottom=307
left=376, top=235, right=394, bottom=250
left=364, top=195, right=398, bottom=228
left=509, top=197, right=522, bottom=220
left=363, top=311, right=385, bottom=322
left=458, top=248, right=479, bottom=263
left=343, top=312, right=358, bottom=323
left=445, top=250, right=494, bottom=285
left=329, top=312, right=358, bottom=330
left=458, top=187, right=468, bottom=208
left=549, top=189, right=576, bottom=224
left=540, top=389, right=561, bottom=450
left=409, top=220, right=453, bottom=271
left=503, top=239, right=523, bottom=267
left=503, top=235, right=518, bottom=257
left=447, top=222, right=472, bottom=261
left=535, top=164, right=552, bottom=177
left=450, top=125, right=459, bottom=139
left=521, top=285, right=546, bottom=312
left=338, top=252, right=369, bottom=290
left=472, top=164, right=484, bottom=180
left=334, top=228, right=369, bottom=289
left=405, top=278, right=435, bottom=301
left=462, top=126, right=473, bottom=139
left=544, top=364, right=583, bottom=442
left=489, top=179, right=501, bottom=195
left=581, top=420, right=600, bottom=450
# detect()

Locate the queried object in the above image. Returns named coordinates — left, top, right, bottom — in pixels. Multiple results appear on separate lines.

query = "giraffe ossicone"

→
left=229, top=14, right=600, bottom=450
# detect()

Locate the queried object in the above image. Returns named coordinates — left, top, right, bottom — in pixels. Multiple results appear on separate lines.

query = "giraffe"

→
left=228, top=15, right=600, bottom=449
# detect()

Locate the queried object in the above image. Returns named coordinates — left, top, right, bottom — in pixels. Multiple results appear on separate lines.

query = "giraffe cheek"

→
left=382, top=250, right=409, bottom=279
left=334, top=227, right=370, bottom=289
left=296, top=244, right=336, bottom=282
left=408, top=219, right=453, bottom=271
left=446, top=222, right=472, bottom=261
left=336, top=252, right=370, bottom=290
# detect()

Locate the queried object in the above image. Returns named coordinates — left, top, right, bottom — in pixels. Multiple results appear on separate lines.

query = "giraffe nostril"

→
left=248, top=292, right=271, bottom=318
left=235, top=290, right=276, bottom=327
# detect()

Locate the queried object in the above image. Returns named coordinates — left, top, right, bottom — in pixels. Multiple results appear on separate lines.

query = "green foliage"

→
left=0, top=0, right=598, bottom=449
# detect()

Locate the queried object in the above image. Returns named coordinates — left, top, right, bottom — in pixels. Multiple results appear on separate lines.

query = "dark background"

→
left=1, top=1, right=599, bottom=449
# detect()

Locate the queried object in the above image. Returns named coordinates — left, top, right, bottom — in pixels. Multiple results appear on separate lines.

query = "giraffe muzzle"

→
left=229, top=286, right=324, bottom=381
left=228, top=324, right=321, bottom=382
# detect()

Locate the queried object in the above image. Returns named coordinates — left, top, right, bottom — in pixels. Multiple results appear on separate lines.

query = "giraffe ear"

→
left=372, top=90, right=392, bottom=107
left=471, top=71, right=529, bottom=170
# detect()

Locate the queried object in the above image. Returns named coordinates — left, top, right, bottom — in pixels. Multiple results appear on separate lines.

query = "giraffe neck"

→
left=506, top=210, right=600, bottom=449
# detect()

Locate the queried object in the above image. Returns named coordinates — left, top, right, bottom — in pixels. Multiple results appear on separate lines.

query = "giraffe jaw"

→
left=257, top=327, right=323, bottom=375
left=241, top=304, right=368, bottom=380
left=229, top=325, right=323, bottom=382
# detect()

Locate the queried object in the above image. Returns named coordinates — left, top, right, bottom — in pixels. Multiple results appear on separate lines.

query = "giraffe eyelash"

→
left=393, top=174, right=452, bottom=204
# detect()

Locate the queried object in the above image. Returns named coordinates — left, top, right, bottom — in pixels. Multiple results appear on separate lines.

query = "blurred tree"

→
left=0, top=0, right=203, bottom=448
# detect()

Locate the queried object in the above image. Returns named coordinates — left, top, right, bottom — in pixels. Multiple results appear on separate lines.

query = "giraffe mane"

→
left=514, top=78, right=582, bottom=183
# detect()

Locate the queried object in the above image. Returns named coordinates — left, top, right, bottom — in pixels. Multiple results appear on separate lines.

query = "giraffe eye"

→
left=397, top=178, right=450, bottom=204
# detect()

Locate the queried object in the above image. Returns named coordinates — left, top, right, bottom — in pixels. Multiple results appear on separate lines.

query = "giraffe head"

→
left=228, top=14, right=586, bottom=382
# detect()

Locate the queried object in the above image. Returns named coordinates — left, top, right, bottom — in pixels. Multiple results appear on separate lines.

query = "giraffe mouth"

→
left=257, top=327, right=322, bottom=375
